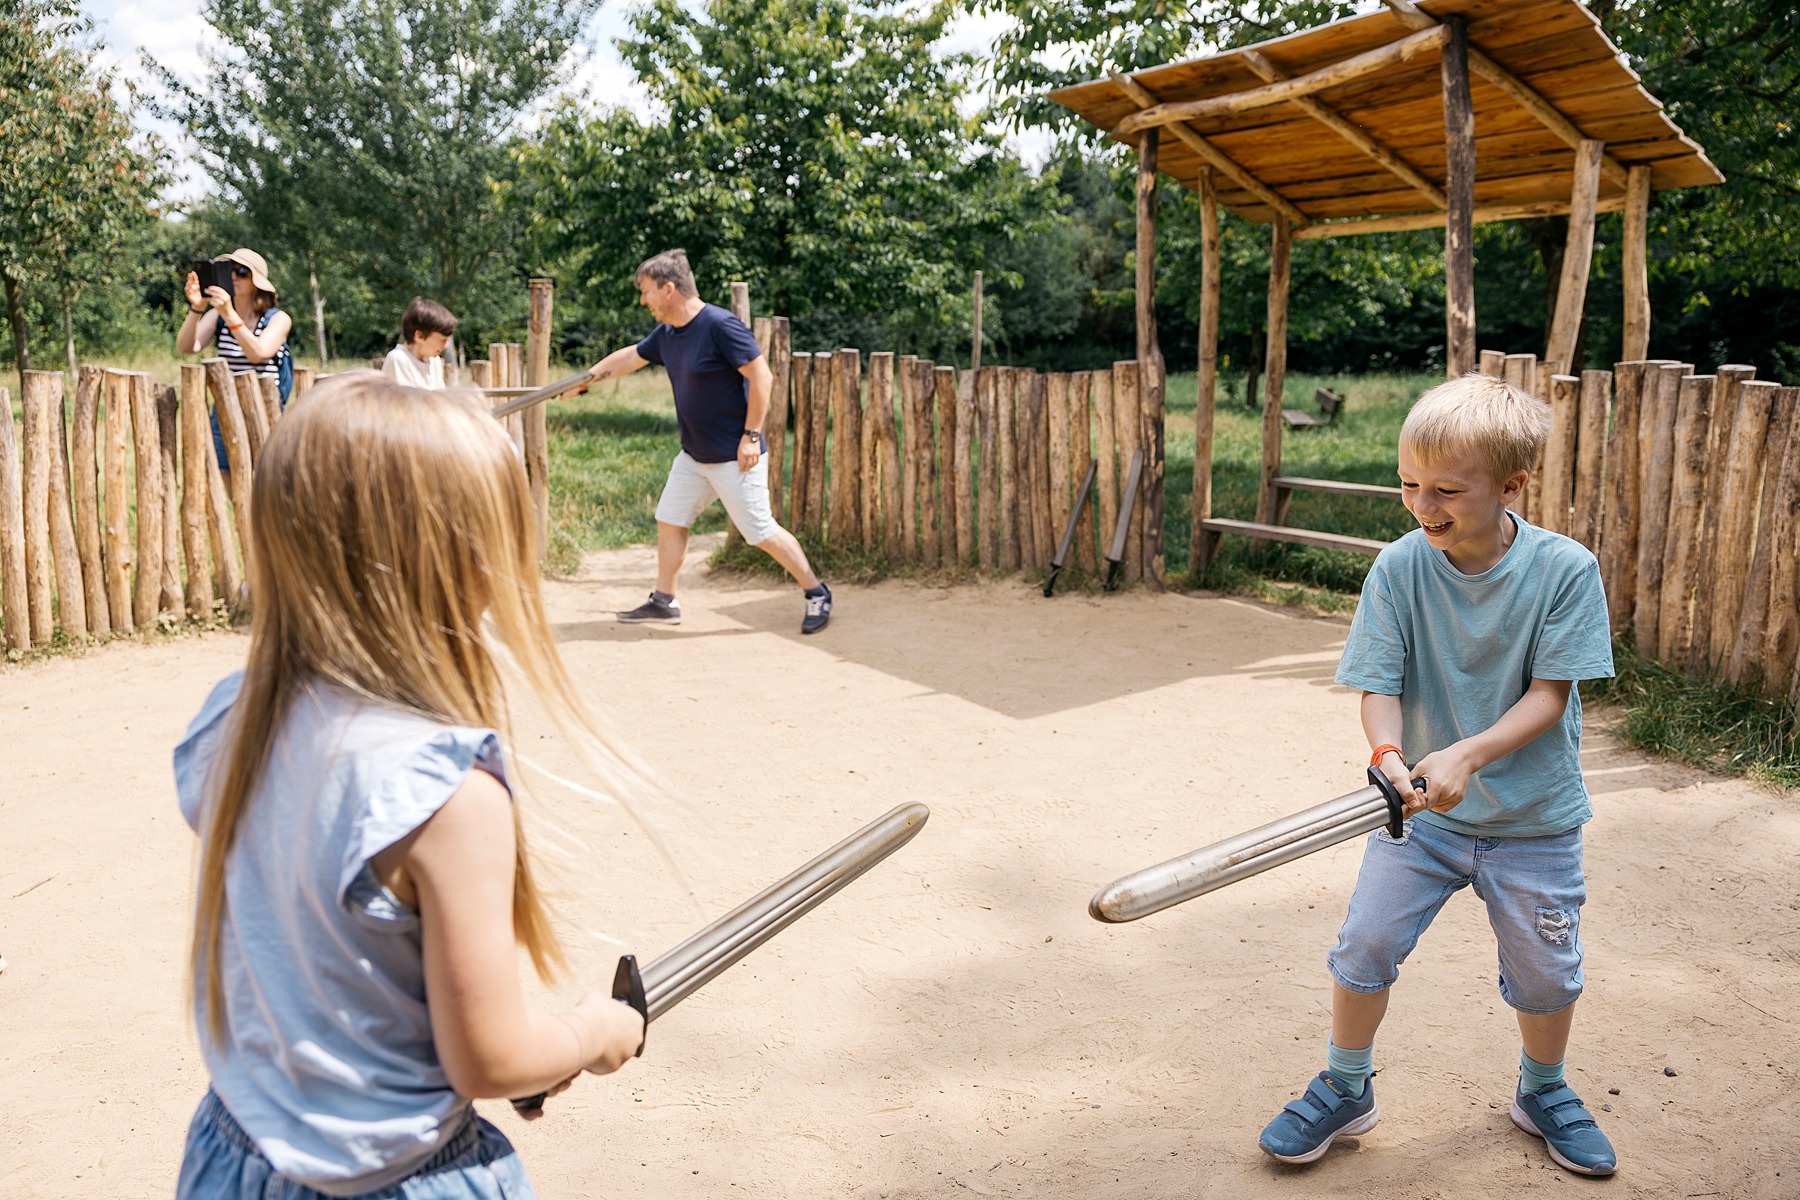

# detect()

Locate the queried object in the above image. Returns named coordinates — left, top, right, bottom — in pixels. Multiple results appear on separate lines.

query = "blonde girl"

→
left=173, top=375, right=644, bottom=1198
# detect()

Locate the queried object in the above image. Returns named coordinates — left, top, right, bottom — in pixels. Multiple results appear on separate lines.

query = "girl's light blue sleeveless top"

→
left=175, top=671, right=508, bottom=1196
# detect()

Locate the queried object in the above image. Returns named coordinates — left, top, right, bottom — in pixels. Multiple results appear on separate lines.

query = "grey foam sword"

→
left=513, top=801, right=930, bottom=1112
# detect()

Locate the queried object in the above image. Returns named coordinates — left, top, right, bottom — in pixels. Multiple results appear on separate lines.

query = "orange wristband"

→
left=1370, top=743, right=1404, bottom=767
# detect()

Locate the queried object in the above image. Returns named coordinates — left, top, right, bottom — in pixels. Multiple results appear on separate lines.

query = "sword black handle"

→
left=1043, top=565, right=1063, bottom=598
left=1366, top=766, right=1428, bottom=838
left=509, top=953, right=649, bottom=1116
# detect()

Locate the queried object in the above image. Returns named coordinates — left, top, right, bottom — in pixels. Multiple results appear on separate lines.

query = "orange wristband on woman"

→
left=1369, top=743, right=1404, bottom=767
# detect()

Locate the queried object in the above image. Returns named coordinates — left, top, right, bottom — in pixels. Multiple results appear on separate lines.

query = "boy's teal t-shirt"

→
left=1335, top=514, right=1614, bottom=836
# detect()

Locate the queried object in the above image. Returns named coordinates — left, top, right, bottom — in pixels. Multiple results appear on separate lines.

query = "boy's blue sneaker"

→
left=1511, top=1081, right=1617, bottom=1176
left=1258, top=1072, right=1380, bottom=1164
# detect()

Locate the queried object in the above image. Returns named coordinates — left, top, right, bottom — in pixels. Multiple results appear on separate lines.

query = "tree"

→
left=153, top=0, right=600, bottom=360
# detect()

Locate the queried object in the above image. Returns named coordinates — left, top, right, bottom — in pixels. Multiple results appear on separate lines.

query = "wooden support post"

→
left=129, top=372, right=165, bottom=629
left=1540, top=374, right=1580, bottom=535
left=954, top=367, right=976, bottom=568
left=829, top=350, right=861, bottom=550
left=1191, top=166, right=1221, bottom=581
left=898, top=356, right=920, bottom=559
left=1440, top=14, right=1477, bottom=378
left=32, top=372, right=87, bottom=640
left=231, top=373, right=265, bottom=466
left=19, top=373, right=58, bottom=643
left=1622, top=168, right=1653, bottom=363
left=200, top=389, right=243, bottom=608
left=767, top=317, right=791, bottom=534
left=933, top=365, right=956, bottom=568
left=206, top=358, right=256, bottom=577
left=1600, top=362, right=1651, bottom=627
left=1136, top=129, right=1166, bottom=589
left=861, top=351, right=884, bottom=552
left=789, top=353, right=813, bottom=531
left=293, top=366, right=315, bottom=399
left=1699, top=368, right=1774, bottom=675
left=1501, top=353, right=1538, bottom=518
left=1478, top=349, right=1506, bottom=377
left=977, top=368, right=998, bottom=571
left=525, top=278, right=553, bottom=554
left=1545, top=140, right=1605, bottom=372
left=101, top=370, right=135, bottom=632
left=913, top=361, right=939, bottom=567
left=1255, top=218, right=1291, bottom=532
left=1659, top=374, right=1715, bottom=666
left=1047, top=372, right=1072, bottom=573
left=1632, top=363, right=1687, bottom=654
left=1721, top=382, right=1787, bottom=686
left=805, top=352, right=830, bottom=538
left=157, top=383, right=184, bottom=615
left=1094, top=368, right=1118, bottom=575
left=71, top=366, right=109, bottom=634
left=1752, top=388, right=1800, bottom=692
left=1570, top=369, right=1611, bottom=552
left=970, top=272, right=983, bottom=371
left=178, top=365, right=215, bottom=619
left=1013, top=371, right=1037, bottom=569
left=257, top=376, right=281, bottom=435
left=997, top=366, right=1019, bottom=571
left=1027, top=371, right=1052, bottom=570
left=868, top=353, right=902, bottom=560
left=469, top=360, right=492, bottom=389
left=0, top=389, right=28, bottom=651
left=1114, top=361, right=1144, bottom=581
left=1071, top=371, right=1095, bottom=574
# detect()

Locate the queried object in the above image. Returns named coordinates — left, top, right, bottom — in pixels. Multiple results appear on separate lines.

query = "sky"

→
left=77, top=0, right=1048, bottom=206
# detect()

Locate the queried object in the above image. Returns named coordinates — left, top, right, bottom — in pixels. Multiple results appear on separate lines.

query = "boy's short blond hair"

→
left=1400, top=373, right=1551, bottom=483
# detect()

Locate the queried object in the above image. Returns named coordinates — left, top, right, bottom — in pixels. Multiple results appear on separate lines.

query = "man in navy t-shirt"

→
left=580, top=249, right=831, bottom=633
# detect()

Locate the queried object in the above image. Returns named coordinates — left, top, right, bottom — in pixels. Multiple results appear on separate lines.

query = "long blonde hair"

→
left=192, top=374, right=601, bottom=1042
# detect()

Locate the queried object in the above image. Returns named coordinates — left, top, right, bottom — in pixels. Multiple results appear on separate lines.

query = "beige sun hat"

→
left=217, top=248, right=277, bottom=295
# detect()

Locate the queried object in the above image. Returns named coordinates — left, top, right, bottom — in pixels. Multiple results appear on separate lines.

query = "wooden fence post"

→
left=897, top=357, right=920, bottom=559
left=829, top=350, right=861, bottom=549
left=1256, top=216, right=1291, bottom=531
left=71, top=366, right=109, bottom=634
left=469, top=359, right=492, bottom=389
left=1570, top=369, right=1611, bottom=551
left=1047, top=372, right=1072, bottom=574
left=1071, top=371, right=1096, bottom=574
left=526, top=279, right=553, bottom=554
left=233, top=373, right=267, bottom=464
left=201, top=389, right=244, bottom=610
left=1114, top=361, right=1143, bottom=581
left=1094, top=368, right=1117, bottom=577
left=997, top=366, right=1019, bottom=571
left=976, top=368, right=998, bottom=571
left=1192, top=165, right=1221, bottom=581
left=1500, top=353, right=1538, bottom=519
left=869, top=353, right=902, bottom=560
left=789, top=352, right=813, bottom=531
left=768, top=317, right=792, bottom=531
left=1696, top=366, right=1769, bottom=675
left=0, top=389, right=28, bottom=650
left=19, top=372, right=58, bottom=643
left=934, top=365, right=957, bottom=567
left=1540, top=374, right=1580, bottom=535
left=1600, top=362, right=1649, bottom=627
left=179, top=364, right=216, bottom=619
left=805, top=352, right=830, bottom=538
left=1632, top=363, right=1687, bottom=653
left=29, top=372, right=88, bottom=641
left=1659, top=374, right=1715, bottom=666
left=954, top=366, right=976, bottom=568
left=917, top=362, right=943, bottom=568
left=101, top=370, right=135, bottom=632
left=860, top=348, right=883, bottom=552
left=293, top=366, right=315, bottom=399
left=206, top=358, right=257, bottom=574
left=157, top=383, right=184, bottom=615
left=1722, top=381, right=1788, bottom=685
left=130, top=372, right=165, bottom=628
left=1753, top=388, right=1800, bottom=693
left=1478, top=349, right=1506, bottom=377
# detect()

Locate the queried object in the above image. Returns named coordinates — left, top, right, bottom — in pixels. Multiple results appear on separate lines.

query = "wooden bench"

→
left=1192, top=517, right=1389, bottom=577
left=1282, top=386, right=1345, bottom=430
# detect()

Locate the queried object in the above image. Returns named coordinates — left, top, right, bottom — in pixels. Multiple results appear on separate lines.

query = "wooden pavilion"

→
left=1047, top=0, right=1722, bottom=587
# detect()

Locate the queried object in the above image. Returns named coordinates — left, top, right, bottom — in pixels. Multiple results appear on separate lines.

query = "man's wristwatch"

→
left=742, top=429, right=764, bottom=448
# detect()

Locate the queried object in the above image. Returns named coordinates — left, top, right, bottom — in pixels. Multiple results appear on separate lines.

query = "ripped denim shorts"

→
left=1327, top=817, right=1586, bottom=1015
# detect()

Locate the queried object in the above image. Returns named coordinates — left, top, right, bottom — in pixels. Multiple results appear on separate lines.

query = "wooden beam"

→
left=1545, top=139, right=1605, bottom=371
left=1136, top=130, right=1165, bottom=590
left=1441, top=14, right=1476, bottom=378
left=1292, top=194, right=1628, bottom=239
left=1116, top=26, right=1448, bottom=136
left=1240, top=49, right=1446, bottom=210
left=1622, top=165, right=1652, bottom=361
left=1190, top=165, right=1221, bottom=581
left=1108, top=72, right=1310, bottom=228
left=1380, top=0, right=1629, bottom=187
left=1255, top=215, right=1292, bottom=535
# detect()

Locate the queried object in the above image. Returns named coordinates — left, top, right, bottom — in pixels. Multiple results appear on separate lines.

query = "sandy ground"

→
left=2, top=538, right=1797, bottom=1199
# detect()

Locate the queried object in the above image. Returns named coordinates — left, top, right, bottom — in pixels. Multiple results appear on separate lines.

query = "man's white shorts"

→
left=654, top=450, right=781, bottom=544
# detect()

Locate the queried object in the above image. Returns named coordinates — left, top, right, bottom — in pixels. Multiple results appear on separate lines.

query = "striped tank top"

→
left=215, top=308, right=291, bottom=384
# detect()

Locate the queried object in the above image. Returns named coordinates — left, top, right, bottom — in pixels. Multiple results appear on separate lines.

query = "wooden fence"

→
left=1477, top=350, right=1800, bottom=702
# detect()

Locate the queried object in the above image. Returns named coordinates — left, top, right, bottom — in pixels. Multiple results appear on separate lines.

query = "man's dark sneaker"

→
left=801, top=583, right=832, bottom=634
left=617, top=593, right=681, bottom=625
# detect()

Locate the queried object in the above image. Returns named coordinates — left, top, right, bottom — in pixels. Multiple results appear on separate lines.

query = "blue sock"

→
left=1326, top=1040, right=1374, bottom=1098
left=1521, top=1051, right=1565, bottom=1093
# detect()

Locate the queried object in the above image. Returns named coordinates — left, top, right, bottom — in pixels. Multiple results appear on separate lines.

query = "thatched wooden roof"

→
left=1047, top=0, right=1722, bottom=237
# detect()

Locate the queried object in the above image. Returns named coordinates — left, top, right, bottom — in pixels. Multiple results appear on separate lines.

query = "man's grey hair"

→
left=634, top=249, right=698, bottom=298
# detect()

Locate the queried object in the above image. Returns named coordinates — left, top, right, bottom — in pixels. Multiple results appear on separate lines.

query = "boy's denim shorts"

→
left=176, top=1090, right=536, bottom=1199
left=1327, top=817, right=1586, bottom=1015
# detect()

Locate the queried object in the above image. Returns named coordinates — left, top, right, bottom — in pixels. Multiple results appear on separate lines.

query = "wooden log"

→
left=178, top=364, right=215, bottom=619
left=897, top=356, right=920, bottom=560
left=1501, top=353, right=1538, bottom=519
left=1716, top=381, right=1784, bottom=684
left=1686, top=364, right=1750, bottom=669
left=70, top=366, right=109, bottom=634
left=257, top=375, right=281, bottom=434
left=1047, top=372, right=1072, bottom=572
left=860, top=346, right=883, bottom=552
left=934, top=365, right=957, bottom=568
left=1071, top=371, right=1096, bottom=574
left=1025, top=370, right=1051, bottom=570
left=199, top=380, right=243, bottom=608
left=767, top=317, right=791, bottom=533
left=1478, top=349, right=1506, bottom=377
left=1296, top=196, right=1630, bottom=241
left=1544, top=140, right=1605, bottom=372
left=805, top=352, right=830, bottom=538
left=915, top=361, right=942, bottom=568
left=1752, top=388, right=1800, bottom=692
left=526, top=280, right=553, bottom=554
left=469, top=359, right=493, bottom=389
left=1136, top=129, right=1167, bottom=589
left=789, top=353, right=813, bottom=530
left=1622, top=167, right=1653, bottom=363
left=954, top=368, right=976, bottom=568
left=868, top=352, right=902, bottom=560
left=293, top=366, right=315, bottom=399
left=1701, top=371, right=1776, bottom=675
left=1191, top=166, right=1221, bottom=580
left=1441, top=14, right=1477, bottom=377
left=976, top=368, right=998, bottom=571
left=101, top=370, right=135, bottom=632
left=729, top=282, right=750, bottom=325
left=1658, top=374, right=1715, bottom=666
left=1539, top=374, right=1580, bottom=535
left=1631, top=364, right=1687, bottom=654
left=1094, top=367, right=1118, bottom=574
left=1570, top=369, right=1611, bottom=551
left=0, top=390, right=29, bottom=650
left=233, top=373, right=266, bottom=464
left=205, top=358, right=256, bottom=575
left=1599, top=362, right=1651, bottom=627
left=18, top=373, right=58, bottom=643
left=129, top=372, right=165, bottom=628
left=828, top=350, right=860, bottom=549
left=31, top=372, right=87, bottom=640
left=157, top=383, right=184, bottom=615
left=1255, top=217, right=1291, bottom=532
left=1114, top=360, right=1144, bottom=581
left=997, top=366, right=1019, bottom=571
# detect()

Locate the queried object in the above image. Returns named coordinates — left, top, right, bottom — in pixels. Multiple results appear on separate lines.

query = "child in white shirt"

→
left=382, top=297, right=458, bottom=390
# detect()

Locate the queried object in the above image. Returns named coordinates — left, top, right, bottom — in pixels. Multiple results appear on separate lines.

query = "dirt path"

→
left=3, top=541, right=1795, bottom=1198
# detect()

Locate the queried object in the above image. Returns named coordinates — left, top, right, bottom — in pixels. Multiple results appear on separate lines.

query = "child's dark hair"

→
left=401, top=297, right=459, bottom=343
